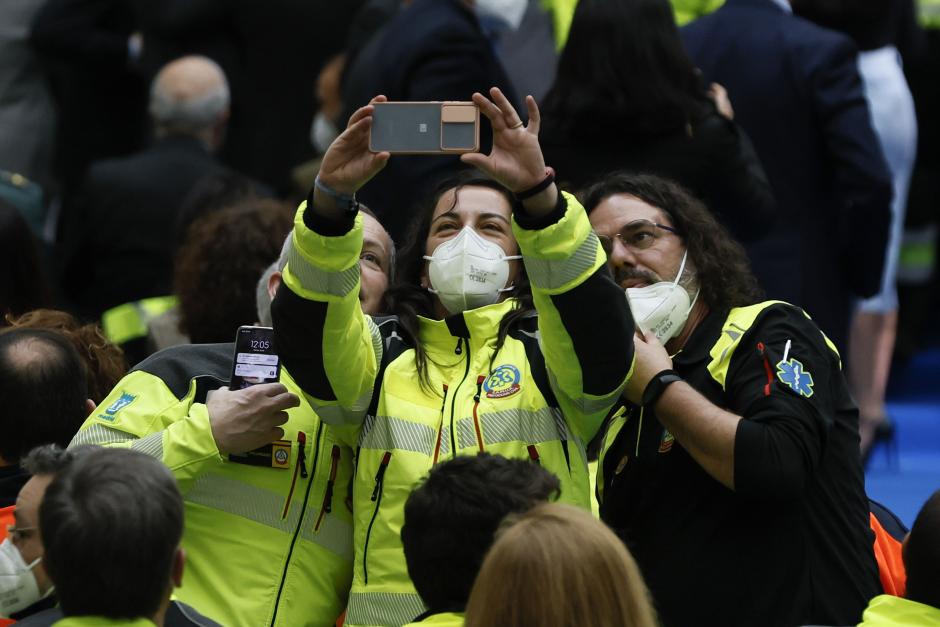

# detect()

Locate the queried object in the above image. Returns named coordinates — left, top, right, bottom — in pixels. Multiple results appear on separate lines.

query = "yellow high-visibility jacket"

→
left=71, top=344, right=354, bottom=627
left=272, top=192, right=634, bottom=626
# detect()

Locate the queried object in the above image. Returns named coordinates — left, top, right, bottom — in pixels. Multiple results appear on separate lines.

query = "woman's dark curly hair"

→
left=581, top=172, right=763, bottom=310
left=386, top=172, right=533, bottom=393
left=5, top=308, right=126, bottom=403
left=175, top=200, right=294, bottom=343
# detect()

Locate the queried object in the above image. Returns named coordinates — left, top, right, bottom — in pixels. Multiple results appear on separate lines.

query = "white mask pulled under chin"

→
left=425, top=226, right=521, bottom=315
left=626, top=251, right=699, bottom=344
left=0, top=538, right=52, bottom=617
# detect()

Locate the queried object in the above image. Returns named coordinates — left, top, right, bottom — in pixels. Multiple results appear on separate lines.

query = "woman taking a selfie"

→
left=272, top=88, right=635, bottom=626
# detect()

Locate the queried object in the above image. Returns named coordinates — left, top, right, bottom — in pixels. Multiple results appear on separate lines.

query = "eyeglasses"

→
left=6, top=524, right=37, bottom=543
left=596, top=220, right=679, bottom=255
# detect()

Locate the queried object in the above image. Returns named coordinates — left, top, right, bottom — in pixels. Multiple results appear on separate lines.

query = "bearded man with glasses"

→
left=582, top=172, right=879, bottom=627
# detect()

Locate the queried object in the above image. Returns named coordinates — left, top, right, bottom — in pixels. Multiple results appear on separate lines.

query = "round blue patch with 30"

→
left=484, top=364, right=522, bottom=399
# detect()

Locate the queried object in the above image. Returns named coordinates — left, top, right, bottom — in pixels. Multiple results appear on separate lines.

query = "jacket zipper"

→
left=281, top=432, right=307, bottom=519
left=757, top=342, right=774, bottom=396
left=363, top=451, right=392, bottom=584
left=448, top=338, right=471, bottom=458
left=313, top=445, right=341, bottom=532
left=471, top=375, right=486, bottom=451
left=433, top=384, right=448, bottom=464
left=270, top=423, right=323, bottom=626
left=298, top=432, right=308, bottom=478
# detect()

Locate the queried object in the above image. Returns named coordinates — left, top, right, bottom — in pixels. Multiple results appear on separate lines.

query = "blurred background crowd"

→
left=1, top=0, right=939, bottom=625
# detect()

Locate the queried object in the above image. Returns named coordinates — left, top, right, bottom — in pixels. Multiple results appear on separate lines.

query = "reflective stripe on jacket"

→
left=274, top=192, right=634, bottom=626
left=70, top=343, right=354, bottom=627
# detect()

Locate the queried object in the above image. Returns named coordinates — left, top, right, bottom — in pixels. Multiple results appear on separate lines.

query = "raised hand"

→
left=317, top=95, right=391, bottom=197
left=460, top=88, right=549, bottom=194
left=207, top=383, right=300, bottom=455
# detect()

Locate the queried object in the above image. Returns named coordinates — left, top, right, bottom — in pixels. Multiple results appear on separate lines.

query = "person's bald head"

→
left=149, top=55, right=230, bottom=149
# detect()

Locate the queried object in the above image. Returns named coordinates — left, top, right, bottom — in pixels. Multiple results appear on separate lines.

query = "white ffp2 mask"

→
left=0, top=538, right=48, bottom=616
left=626, top=251, right=698, bottom=343
left=425, top=227, right=521, bottom=315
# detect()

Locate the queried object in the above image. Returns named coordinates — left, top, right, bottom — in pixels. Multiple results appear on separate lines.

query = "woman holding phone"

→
left=272, top=88, right=635, bottom=626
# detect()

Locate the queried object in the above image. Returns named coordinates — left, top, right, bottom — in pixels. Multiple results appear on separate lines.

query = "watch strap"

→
left=314, top=175, right=359, bottom=214
left=641, top=369, right=682, bottom=408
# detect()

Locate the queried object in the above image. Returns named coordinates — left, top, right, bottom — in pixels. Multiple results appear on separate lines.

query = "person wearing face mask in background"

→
left=0, top=447, right=62, bottom=623
left=3, top=445, right=222, bottom=627
left=272, top=88, right=635, bottom=626
left=585, top=172, right=880, bottom=627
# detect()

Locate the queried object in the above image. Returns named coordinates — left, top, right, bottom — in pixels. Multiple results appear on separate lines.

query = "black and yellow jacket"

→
left=599, top=301, right=880, bottom=627
left=71, top=344, right=354, bottom=627
left=272, top=192, right=634, bottom=626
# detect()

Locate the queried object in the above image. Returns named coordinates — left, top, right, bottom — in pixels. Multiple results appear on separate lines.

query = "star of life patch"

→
left=775, top=358, right=814, bottom=398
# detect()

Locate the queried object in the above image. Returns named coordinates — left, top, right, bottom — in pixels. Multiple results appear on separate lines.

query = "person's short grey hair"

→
left=255, top=235, right=292, bottom=326
left=149, top=56, right=230, bottom=135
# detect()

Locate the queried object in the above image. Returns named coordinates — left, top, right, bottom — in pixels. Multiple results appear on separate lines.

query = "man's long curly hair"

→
left=581, top=172, right=763, bottom=310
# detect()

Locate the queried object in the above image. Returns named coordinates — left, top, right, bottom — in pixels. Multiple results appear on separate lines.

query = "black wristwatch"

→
left=641, top=369, right=683, bottom=408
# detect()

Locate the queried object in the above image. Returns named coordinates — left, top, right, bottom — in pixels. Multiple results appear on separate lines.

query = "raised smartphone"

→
left=369, top=101, right=480, bottom=154
left=230, top=326, right=280, bottom=390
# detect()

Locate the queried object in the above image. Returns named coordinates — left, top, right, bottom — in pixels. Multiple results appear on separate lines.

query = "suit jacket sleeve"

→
left=809, top=34, right=893, bottom=298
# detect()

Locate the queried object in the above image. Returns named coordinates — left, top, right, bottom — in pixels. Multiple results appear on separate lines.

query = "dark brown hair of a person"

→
left=5, top=309, right=125, bottom=403
left=174, top=200, right=294, bottom=343
left=465, top=503, right=658, bottom=627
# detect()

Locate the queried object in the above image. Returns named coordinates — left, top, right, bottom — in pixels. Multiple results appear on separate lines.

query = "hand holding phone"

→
left=316, top=95, right=392, bottom=200
left=459, top=88, right=555, bottom=215
left=207, top=383, right=299, bottom=455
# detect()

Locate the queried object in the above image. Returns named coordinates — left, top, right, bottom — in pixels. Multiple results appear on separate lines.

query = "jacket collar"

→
left=672, top=308, right=729, bottom=369
left=418, top=299, right=518, bottom=344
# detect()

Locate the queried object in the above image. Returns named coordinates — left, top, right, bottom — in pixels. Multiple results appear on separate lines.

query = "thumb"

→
left=460, top=152, right=488, bottom=171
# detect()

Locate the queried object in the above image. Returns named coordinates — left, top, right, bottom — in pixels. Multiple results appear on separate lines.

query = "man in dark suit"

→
left=341, top=0, right=519, bottom=243
left=682, top=0, right=892, bottom=353
left=133, top=0, right=362, bottom=197
left=58, top=56, right=232, bottom=322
